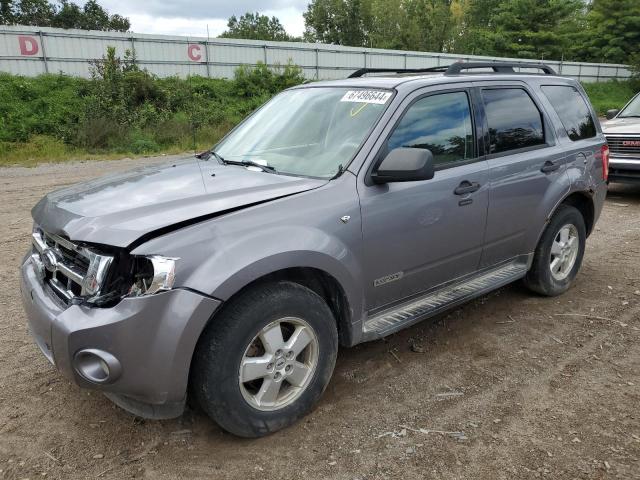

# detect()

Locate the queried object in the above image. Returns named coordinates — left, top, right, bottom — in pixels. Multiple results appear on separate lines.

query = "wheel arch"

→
left=220, top=267, right=354, bottom=347
left=537, top=190, right=595, bottom=246
left=558, top=191, right=595, bottom=237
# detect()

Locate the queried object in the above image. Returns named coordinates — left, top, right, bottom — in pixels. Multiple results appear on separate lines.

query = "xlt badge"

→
left=374, top=271, right=404, bottom=287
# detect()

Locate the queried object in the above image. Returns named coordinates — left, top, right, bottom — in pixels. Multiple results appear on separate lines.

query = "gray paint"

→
left=21, top=72, right=608, bottom=418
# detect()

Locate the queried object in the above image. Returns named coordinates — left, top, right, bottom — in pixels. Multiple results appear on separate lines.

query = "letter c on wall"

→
left=188, top=44, right=202, bottom=61
left=18, top=36, right=39, bottom=56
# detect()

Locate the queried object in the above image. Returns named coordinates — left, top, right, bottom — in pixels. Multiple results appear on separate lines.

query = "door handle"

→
left=541, top=160, right=560, bottom=173
left=454, top=181, right=480, bottom=195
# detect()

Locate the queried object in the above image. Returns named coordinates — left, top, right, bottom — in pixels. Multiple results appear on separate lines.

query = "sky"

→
left=92, top=0, right=309, bottom=38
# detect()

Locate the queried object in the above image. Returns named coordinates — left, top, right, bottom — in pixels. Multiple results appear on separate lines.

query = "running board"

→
left=362, top=259, right=529, bottom=340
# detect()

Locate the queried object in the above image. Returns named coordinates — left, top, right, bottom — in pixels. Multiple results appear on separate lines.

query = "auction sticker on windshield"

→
left=340, top=90, right=392, bottom=104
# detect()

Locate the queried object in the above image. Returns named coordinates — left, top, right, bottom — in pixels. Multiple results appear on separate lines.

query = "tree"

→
left=80, top=0, right=109, bottom=30
left=402, top=0, right=460, bottom=52
left=303, top=0, right=475, bottom=53
left=14, top=0, right=55, bottom=26
left=0, top=0, right=130, bottom=31
left=0, top=0, right=16, bottom=24
left=582, top=0, right=640, bottom=64
left=457, top=0, right=586, bottom=60
left=51, top=0, right=82, bottom=28
left=303, top=0, right=371, bottom=46
left=219, top=12, right=291, bottom=41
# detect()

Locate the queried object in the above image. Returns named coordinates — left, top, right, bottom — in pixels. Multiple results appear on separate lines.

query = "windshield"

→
left=215, top=87, right=392, bottom=178
left=619, top=93, right=640, bottom=118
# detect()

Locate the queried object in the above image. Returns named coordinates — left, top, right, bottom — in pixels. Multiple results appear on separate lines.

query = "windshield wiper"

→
left=210, top=150, right=225, bottom=163
left=221, top=158, right=277, bottom=174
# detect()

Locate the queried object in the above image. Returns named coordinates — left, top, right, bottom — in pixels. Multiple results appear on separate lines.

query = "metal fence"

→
left=0, top=24, right=633, bottom=82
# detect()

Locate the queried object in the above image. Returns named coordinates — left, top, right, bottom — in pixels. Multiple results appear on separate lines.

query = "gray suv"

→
left=20, top=62, right=608, bottom=437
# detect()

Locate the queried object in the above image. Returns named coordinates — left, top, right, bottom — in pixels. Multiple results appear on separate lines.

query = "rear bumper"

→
left=20, top=254, right=221, bottom=419
left=609, top=156, right=640, bottom=183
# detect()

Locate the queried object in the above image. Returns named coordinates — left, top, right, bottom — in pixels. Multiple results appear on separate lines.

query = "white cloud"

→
left=90, top=0, right=307, bottom=38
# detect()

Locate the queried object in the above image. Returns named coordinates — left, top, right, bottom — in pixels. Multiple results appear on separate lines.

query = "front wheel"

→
left=524, top=204, right=586, bottom=296
left=191, top=281, right=338, bottom=437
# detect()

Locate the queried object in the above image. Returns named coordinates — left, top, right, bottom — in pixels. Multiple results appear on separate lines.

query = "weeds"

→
left=0, top=49, right=305, bottom=166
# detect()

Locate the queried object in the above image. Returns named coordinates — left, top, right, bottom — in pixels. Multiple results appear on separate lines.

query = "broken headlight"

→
left=127, top=255, right=178, bottom=297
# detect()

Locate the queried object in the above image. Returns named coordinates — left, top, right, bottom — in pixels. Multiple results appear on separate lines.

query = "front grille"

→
left=606, top=135, right=640, bottom=157
left=32, top=228, right=113, bottom=304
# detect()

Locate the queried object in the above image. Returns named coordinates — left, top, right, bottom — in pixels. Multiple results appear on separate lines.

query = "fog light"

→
left=74, top=349, right=122, bottom=384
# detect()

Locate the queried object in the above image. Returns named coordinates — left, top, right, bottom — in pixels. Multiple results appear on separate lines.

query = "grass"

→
left=0, top=61, right=304, bottom=167
left=0, top=134, right=225, bottom=168
left=582, top=80, right=637, bottom=116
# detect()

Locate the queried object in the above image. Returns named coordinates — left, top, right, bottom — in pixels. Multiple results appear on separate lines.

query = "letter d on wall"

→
left=18, top=36, right=40, bottom=56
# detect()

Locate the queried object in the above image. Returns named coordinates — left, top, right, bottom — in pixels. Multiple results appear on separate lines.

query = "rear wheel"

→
left=191, top=281, right=338, bottom=437
left=524, top=204, right=586, bottom=296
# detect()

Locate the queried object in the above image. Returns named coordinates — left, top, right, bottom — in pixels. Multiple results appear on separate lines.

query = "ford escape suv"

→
left=20, top=61, right=608, bottom=437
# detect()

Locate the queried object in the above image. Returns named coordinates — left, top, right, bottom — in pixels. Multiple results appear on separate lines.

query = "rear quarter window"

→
left=541, top=85, right=596, bottom=141
left=481, top=88, right=545, bottom=154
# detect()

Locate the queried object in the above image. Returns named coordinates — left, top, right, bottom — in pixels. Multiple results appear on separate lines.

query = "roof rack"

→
left=348, top=61, right=556, bottom=78
left=348, top=66, right=448, bottom=78
left=445, top=61, right=556, bottom=75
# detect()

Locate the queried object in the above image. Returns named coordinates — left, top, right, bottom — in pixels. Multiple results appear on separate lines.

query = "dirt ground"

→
left=0, top=156, right=638, bottom=480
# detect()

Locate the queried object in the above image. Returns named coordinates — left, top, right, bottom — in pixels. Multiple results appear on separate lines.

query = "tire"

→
left=524, top=204, right=586, bottom=296
left=191, top=281, right=338, bottom=438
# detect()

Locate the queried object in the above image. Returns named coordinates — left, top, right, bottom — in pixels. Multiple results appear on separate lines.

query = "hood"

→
left=32, top=156, right=327, bottom=248
left=602, top=117, right=640, bottom=135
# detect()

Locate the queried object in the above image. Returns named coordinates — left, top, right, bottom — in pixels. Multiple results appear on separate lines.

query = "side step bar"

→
left=362, top=258, right=530, bottom=340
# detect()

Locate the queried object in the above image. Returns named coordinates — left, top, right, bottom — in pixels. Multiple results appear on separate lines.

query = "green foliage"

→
left=0, top=53, right=307, bottom=165
left=0, top=0, right=130, bottom=31
left=630, top=54, right=640, bottom=91
left=233, top=61, right=305, bottom=98
left=301, top=0, right=638, bottom=64
left=582, top=81, right=637, bottom=116
left=220, top=11, right=293, bottom=41
left=303, top=0, right=371, bottom=47
left=464, top=0, right=586, bottom=60
left=582, top=0, right=640, bottom=64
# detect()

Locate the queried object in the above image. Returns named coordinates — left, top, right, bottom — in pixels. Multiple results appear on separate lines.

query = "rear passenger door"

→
left=359, top=86, right=489, bottom=311
left=476, top=82, right=570, bottom=268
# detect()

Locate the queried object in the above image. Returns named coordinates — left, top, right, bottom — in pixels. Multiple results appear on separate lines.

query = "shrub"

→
left=0, top=52, right=308, bottom=164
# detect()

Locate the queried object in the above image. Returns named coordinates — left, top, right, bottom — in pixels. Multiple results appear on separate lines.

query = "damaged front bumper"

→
left=20, top=253, right=221, bottom=419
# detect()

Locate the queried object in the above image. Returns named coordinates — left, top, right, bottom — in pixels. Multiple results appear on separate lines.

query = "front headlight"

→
left=127, top=255, right=178, bottom=297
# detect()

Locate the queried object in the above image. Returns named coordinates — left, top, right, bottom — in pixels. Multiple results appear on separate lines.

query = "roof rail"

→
left=347, top=61, right=557, bottom=79
left=348, top=66, right=448, bottom=78
left=444, top=61, right=556, bottom=75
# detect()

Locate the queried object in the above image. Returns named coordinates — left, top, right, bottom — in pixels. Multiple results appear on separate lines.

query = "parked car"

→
left=602, top=91, right=640, bottom=183
left=20, top=61, right=608, bottom=438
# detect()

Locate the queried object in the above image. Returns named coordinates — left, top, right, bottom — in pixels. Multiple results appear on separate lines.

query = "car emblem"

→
left=622, top=140, right=640, bottom=147
left=41, top=248, right=59, bottom=273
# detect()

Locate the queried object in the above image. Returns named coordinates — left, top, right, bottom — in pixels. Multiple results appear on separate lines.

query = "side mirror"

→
left=606, top=109, right=620, bottom=120
left=371, top=148, right=435, bottom=184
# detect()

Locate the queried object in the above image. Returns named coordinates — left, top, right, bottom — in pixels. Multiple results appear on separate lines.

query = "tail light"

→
left=600, top=145, right=609, bottom=181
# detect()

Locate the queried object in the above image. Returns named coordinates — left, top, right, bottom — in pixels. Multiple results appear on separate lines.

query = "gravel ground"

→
left=0, top=156, right=639, bottom=480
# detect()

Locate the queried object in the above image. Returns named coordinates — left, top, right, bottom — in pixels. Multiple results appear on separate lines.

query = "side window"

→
left=541, top=85, right=596, bottom=141
left=387, top=91, right=475, bottom=167
left=482, top=88, right=545, bottom=154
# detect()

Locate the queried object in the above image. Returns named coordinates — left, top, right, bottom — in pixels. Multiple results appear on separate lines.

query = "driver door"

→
left=358, top=87, right=489, bottom=311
